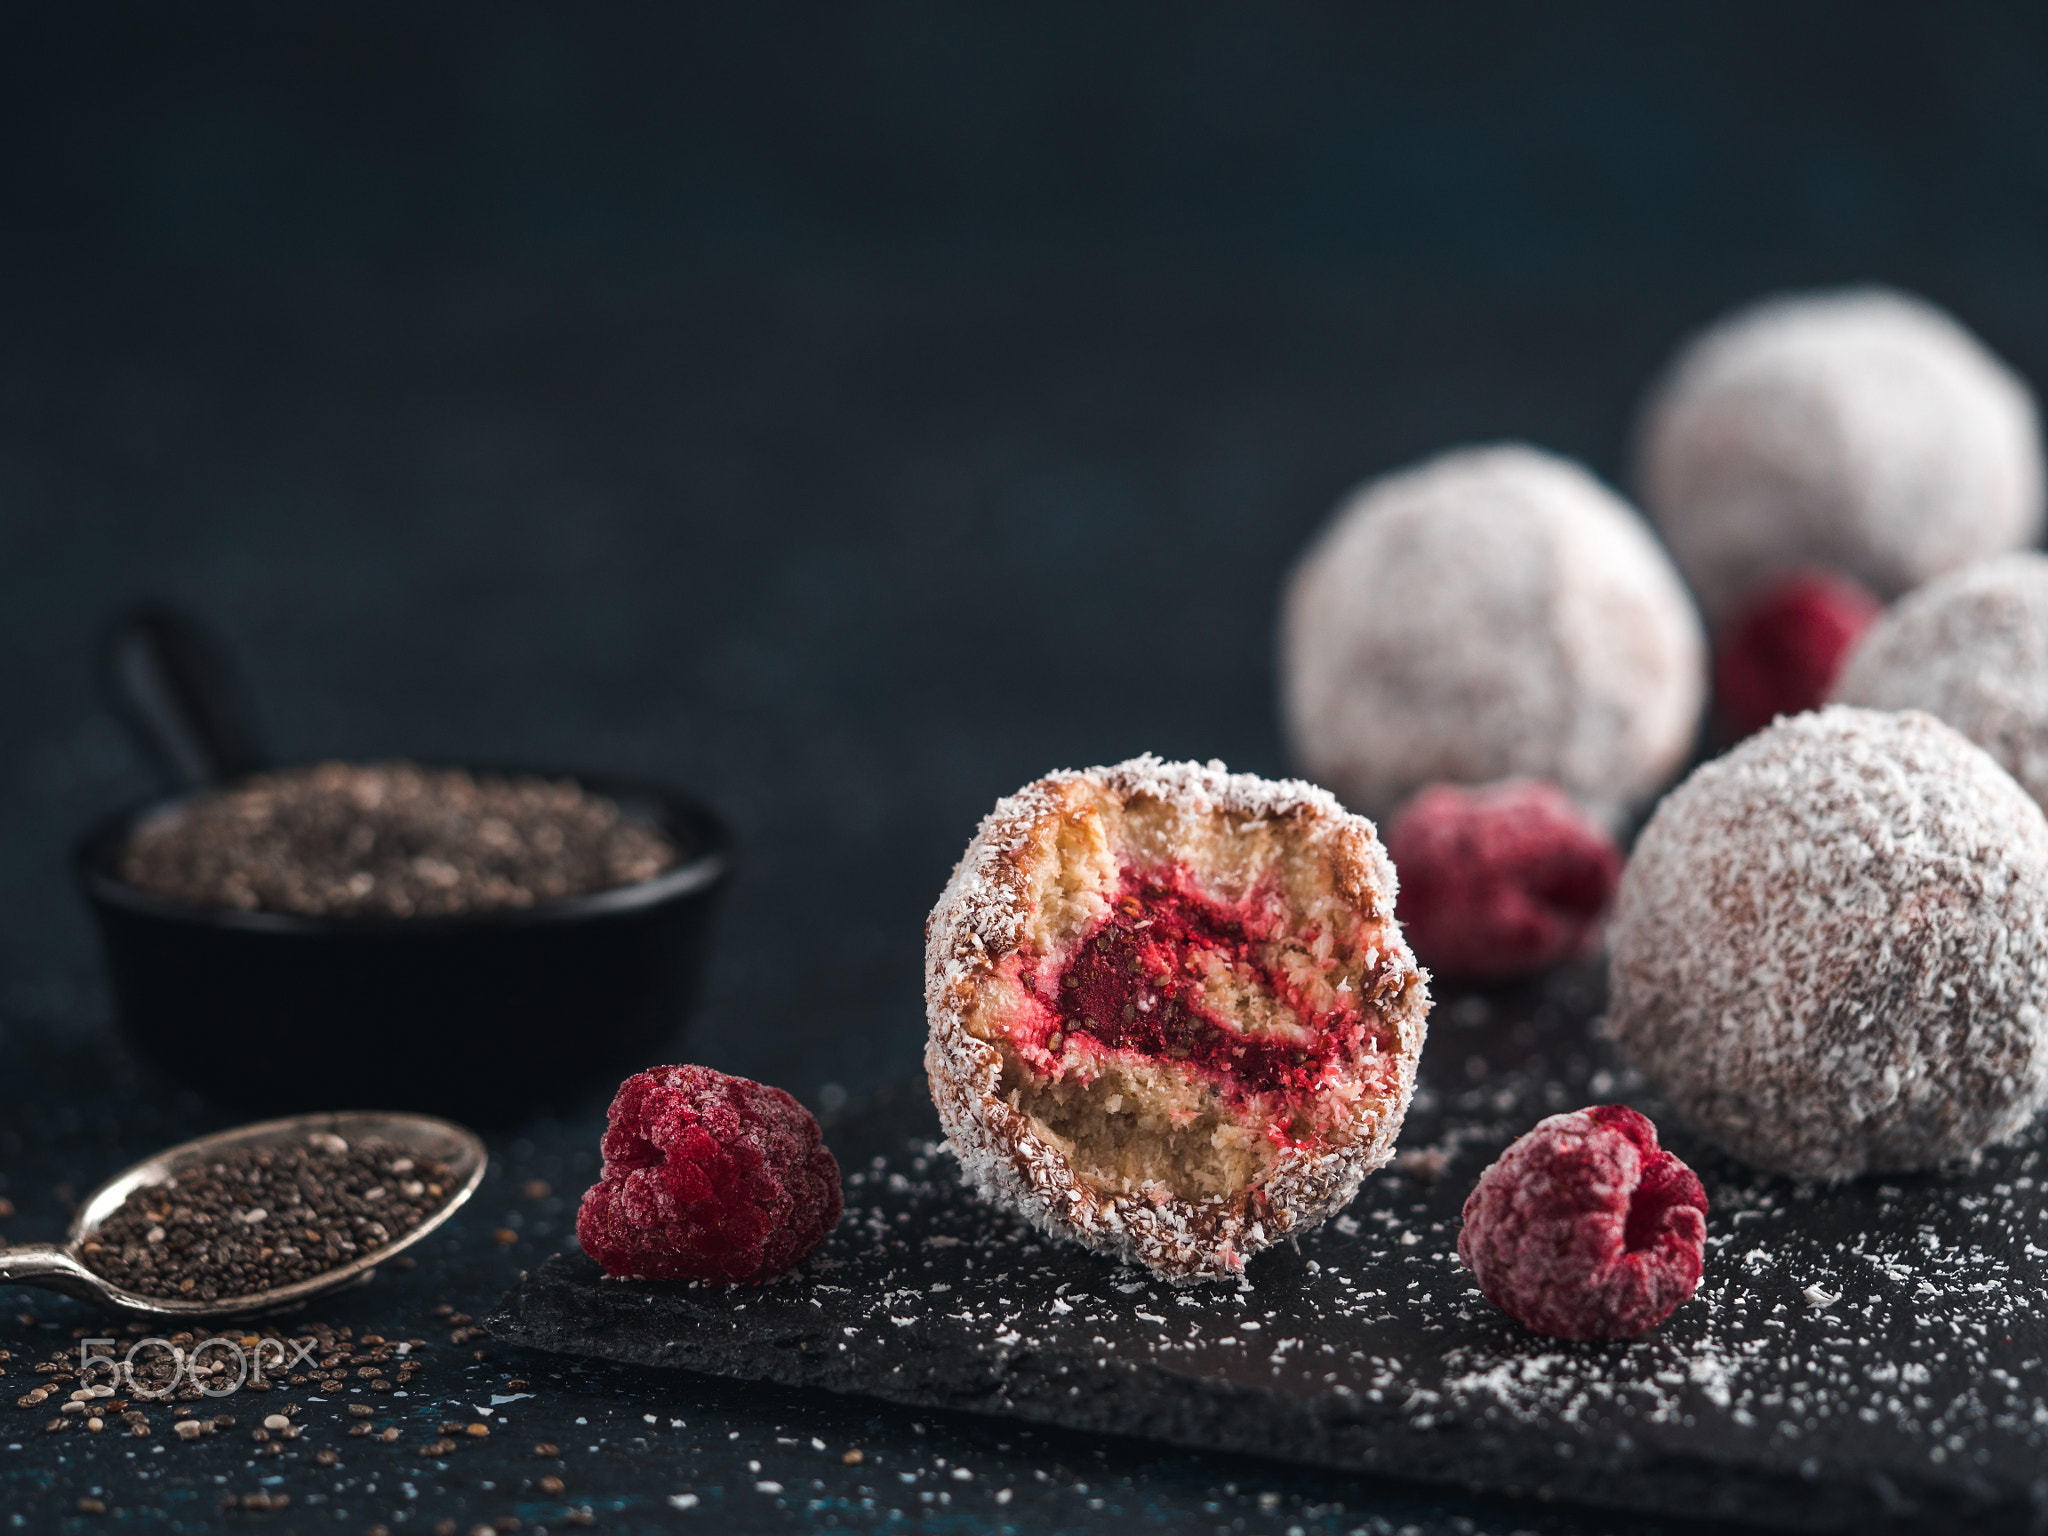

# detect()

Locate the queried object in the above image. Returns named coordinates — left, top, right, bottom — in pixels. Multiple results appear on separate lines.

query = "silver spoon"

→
left=0, top=1111, right=487, bottom=1319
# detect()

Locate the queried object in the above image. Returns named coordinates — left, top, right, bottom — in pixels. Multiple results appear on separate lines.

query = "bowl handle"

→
left=99, top=603, right=268, bottom=792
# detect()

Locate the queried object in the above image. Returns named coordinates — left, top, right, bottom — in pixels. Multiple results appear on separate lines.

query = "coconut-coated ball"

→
left=1608, top=706, right=2048, bottom=1182
left=1279, top=444, right=1706, bottom=829
left=1636, top=287, right=2043, bottom=622
left=1832, top=552, right=2048, bottom=813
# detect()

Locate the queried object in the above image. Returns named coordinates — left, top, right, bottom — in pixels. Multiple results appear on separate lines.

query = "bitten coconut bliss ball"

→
left=1279, top=444, right=1705, bottom=829
left=1832, top=552, right=2048, bottom=812
left=1636, top=287, right=2044, bottom=622
left=577, top=1065, right=843, bottom=1284
left=1608, top=707, right=2048, bottom=1182
left=1458, top=1105, right=1707, bottom=1341
left=925, top=755, right=1429, bottom=1280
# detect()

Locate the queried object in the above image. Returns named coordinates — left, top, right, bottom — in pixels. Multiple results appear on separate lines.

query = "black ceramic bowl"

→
left=80, top=605, right=738, bottom=1125
left=77, top=769, right=731, bottom=1126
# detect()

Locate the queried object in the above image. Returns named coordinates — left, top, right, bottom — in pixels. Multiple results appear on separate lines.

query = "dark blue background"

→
left=0, top=11, right=2045, bottom=1528
left=8, top=1, right=2046, bottom=1104
left=9, top=5, right=2047, bottom=286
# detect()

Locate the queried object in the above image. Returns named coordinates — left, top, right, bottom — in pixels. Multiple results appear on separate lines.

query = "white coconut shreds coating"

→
left=1832, top=552, right=2048, bottom=813
left=1278, top=443, right=1705, bottom=831
left=924, top=755, right=1430, bottom=1281
left=1608, top=707, right=2048, bottom=1182
left=1635, top=287, right=2044, bottom=622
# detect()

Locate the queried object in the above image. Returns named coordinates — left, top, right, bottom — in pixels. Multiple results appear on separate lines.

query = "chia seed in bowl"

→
left=119, top=760, right=680, bottom=919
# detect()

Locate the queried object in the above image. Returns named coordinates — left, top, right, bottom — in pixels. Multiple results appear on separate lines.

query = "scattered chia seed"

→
left=80, top=1136, right=449, bottom=1301
left=18, top=1318, right=434, bottom=1432
left=120, top=759, right=679, bottom=918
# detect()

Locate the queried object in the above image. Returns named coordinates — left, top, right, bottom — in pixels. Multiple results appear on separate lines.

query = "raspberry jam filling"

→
left=1017, top=864, right=1374, bottom=1113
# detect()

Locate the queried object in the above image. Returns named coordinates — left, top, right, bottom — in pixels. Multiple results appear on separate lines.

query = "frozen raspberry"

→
left=1457, top=1105, right=1707, bottom=1341
left=1714, top=570, right=1881, bottom=738
left=577, top=1065, right=843, bottom=1284
left=1384, top=780, right=1621, bottom=984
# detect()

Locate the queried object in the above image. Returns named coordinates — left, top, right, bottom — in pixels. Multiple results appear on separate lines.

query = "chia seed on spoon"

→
left=80, top=1135, right=449, bottom=1301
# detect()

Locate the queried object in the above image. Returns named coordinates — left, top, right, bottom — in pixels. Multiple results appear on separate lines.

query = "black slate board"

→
left=489, top=965, right=2048, bottom=1533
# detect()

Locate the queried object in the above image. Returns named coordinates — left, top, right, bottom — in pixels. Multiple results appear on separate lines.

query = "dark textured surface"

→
left=5, top=6, right=2048, bottom=1532
left=490, top=970, right=2048, bottom=1533
left=0, top=271, right=1815, bottom=1536
left=0, top=1025, right=1747, bottom=1536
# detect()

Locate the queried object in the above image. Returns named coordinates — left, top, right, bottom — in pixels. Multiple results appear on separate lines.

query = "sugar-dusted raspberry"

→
left=1714, top=570, right=1881, bottom=738
left=1384, top=780, right=1621, bottom=984
left=1457, top=1104, right=1707, bottom=1341
left=577, top=1065, right=843, bottom=1284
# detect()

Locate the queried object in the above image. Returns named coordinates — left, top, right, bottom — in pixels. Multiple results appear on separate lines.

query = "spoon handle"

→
left=98, top=602, right=267, bottom=793
left=0, top=1245, right=112, bottom=1305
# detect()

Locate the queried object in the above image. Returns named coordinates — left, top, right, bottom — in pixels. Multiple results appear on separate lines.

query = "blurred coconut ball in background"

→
left=1833, top=551, right=2048, bottom=812
left=1278, top=444, right=1706, bottom=830
left=1635, top=287, right=2044, bottom=626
